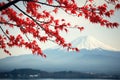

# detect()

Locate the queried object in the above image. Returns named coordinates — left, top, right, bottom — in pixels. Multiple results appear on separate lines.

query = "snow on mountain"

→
left=72, top=36, right=118, bottom=51
left=51, top=36, right=118, bottom=51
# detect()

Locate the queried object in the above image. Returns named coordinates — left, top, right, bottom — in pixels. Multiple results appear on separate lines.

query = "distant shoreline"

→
left=0, top=68, right=120, bottom=79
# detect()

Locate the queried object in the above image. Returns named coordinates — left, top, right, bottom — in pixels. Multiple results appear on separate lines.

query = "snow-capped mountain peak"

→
left=72, top=36, right=118, bottom=51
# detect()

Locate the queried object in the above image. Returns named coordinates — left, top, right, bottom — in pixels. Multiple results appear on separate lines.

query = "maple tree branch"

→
left=24, top=33, right=31, bottom=42
left=104, top=0, right=118, bottom=5
left=34, top=1, right=65, bottom=8
left=84, top=0, right=88, bottom=6
left=0, top=18, right=54, bottom=43
left=0, top=21, right=56, bottom=43
left=0, top=22, right=54, bottom=43
left=0, top=0, right=39, bottom=11
left=0, top=21, right=19, bottom=27
left=0, top=0, right=64, bottom=11
left=0, top=0, right=21, bottom=11
left=0, top=25, right=10, bottom=40
left=0, top=0, right=98, bottom=17
left=13, top=4, right=45, bottom=30
left=13, top=4, right=59, bottom=42
left=0, top=20, right=49, bottom=26
left=4, top=3, right=58, bottom=44
left=0, top=21, right=31, bottom=42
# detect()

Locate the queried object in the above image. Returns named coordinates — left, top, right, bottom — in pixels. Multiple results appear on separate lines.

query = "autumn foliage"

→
left=0, top=0, right=120, bottom=57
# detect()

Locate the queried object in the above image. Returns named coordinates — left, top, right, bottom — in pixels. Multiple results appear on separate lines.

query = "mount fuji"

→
left=71, top=36, right=118, bottom=51
left=51, top=36, right=119, bottom=51
left=0, top=36, right=120, bottom=74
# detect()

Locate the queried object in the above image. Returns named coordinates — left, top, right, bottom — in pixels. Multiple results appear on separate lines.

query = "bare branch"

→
left=0, top=21, right=20, bottom=27
left=84, top=0, right=88, bottom=6
left=0, top=0, right=21, bottom=11
left=0, top=25, right=10, bottom=40
left=35, top=1, right=65, bottom=8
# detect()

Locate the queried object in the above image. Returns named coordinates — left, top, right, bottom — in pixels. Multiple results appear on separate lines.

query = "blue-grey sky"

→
left=0, top=0, right=120, bottom=59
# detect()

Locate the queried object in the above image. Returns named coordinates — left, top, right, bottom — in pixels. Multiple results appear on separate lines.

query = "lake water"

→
left=0, top=79, right=119, bottom=80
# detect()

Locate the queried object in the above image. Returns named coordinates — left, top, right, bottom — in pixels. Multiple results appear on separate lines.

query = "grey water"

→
left=0, top=79, right=119, bottom=80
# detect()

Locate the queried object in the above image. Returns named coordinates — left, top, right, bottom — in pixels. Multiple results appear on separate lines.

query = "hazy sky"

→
left=0, top=0, right=120, bottom=59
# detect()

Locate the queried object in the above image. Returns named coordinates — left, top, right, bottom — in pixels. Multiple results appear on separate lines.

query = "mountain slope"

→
left=72, top=36, right=118, bottom=51
left=0, top=36, right=120, bottom=75
left=0, top=49, right=120, bottom=74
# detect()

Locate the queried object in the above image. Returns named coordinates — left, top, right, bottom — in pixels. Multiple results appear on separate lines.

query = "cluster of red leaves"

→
left=57, top=0, right=78, bottom=14
left=0, top=0, right=120, bottom=57
left=0, top=34, right=11, bottom=55
left=115, top=3, right=120, bottom=9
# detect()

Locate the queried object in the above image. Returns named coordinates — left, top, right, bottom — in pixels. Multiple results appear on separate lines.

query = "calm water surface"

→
left=0, top=79, right=119, bottom=80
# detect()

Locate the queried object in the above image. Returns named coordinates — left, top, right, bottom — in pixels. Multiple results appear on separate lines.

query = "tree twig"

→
left=0, top=25, right=10, bottom=40
left=0, top=0, right=21, bottom=11
left=0, top=21, right=31, bottom=42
